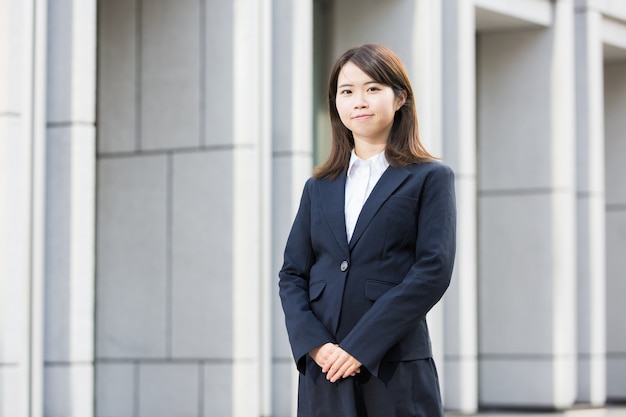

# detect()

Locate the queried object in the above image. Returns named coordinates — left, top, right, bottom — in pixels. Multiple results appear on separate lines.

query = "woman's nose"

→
left=353, top=92, right=367, bottom=108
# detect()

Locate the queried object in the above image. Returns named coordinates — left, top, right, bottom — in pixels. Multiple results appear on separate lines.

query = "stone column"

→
left=230, top=1, right=273, bottom=414
left=574, top=2, right=606, bottom=406
left=412, top=0, right=443, bottom=157
left=477, top=0, right=577, bottom=409
left=604, top=60, right=626, bottom=402
left=412, top=0, right=446, bottom=385
left=43, top=0, right=97, bottom=416
left=601, top=0, right=626, bottom=404
left=0, top=1, right=47, bottom=416
left=271, top=0, right=314, bottom=415
left=441, top=0, right=478, bottom=413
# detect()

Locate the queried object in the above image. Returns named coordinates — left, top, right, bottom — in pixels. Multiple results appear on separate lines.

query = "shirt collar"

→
left=347, top=149, right=389, bottom=177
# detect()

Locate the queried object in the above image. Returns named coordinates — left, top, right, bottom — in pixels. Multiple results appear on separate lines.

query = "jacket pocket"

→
left=309, top=281, right=326, bottom=302
left=385, top=195, right=418, bottom=210
left=365, top=280, right=396, bottom=301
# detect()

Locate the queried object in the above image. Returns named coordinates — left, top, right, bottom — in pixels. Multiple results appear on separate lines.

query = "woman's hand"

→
left=322, top=346, right=362, bottom=383
left=310, top=343, right=362, bottom=382
left=309, top=343, right=337, bottom=369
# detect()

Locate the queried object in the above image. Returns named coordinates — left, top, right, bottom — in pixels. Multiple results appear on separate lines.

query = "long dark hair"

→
left=314, top=44, right=435, bottom=180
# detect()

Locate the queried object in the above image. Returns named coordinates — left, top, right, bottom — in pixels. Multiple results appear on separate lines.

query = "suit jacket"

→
left=279, top=160, right=456, bottom=377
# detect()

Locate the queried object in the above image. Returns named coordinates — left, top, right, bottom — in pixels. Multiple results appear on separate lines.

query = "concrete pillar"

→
left=574, top=3, right=606, bottom=406
left=442, top=0, right=478, bottom=413
left=0, top=0, right=47, bottom=416
left=411, top=1, right=445, bottom=386
left=477, top=0, right=577, bottom=409
left=604, top=60, right=626, bottom=402
left=271, top=0, right=314, bottom=415
left=231, top=0, right=272, bottom=415
left=44, top=1, right=96, bottom=416
left=412, top=0, right=443, bottom=157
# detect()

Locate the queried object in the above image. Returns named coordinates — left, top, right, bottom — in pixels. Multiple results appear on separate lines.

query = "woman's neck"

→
left=353, top=140, right=386, bottom=160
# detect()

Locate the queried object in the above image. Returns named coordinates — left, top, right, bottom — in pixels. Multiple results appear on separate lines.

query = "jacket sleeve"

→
left=339, top=163, right=457, bottom=376
left=278, top=179, right=335, bottom=373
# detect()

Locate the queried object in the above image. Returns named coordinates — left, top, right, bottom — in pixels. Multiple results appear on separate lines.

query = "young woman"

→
left=279, top=44, right=456, bottom=417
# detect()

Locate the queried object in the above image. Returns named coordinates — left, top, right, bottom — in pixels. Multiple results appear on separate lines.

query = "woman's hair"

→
left=313, top=44, right=435, bottom=180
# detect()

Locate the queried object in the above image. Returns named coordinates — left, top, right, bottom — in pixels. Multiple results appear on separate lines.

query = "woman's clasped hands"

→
left=309, top=343, right=362, bottom=383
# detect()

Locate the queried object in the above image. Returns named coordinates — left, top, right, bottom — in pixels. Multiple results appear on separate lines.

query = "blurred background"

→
left=1, top=0, right=625, bottom=416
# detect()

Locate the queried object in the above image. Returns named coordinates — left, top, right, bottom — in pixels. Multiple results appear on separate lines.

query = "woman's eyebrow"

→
left=337, top=80, right=378, bottom=89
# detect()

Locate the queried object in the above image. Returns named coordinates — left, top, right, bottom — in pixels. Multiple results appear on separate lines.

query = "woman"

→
left=279, top=44, right=456, bottom=417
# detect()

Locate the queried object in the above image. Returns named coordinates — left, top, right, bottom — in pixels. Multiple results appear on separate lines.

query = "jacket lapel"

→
left=317, top=173, right=350, bottom=255
left=349, top=166, right=410, bottom=250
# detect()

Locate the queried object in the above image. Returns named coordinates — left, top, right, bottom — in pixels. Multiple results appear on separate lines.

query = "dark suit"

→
left=279, top=161, right=456, bottom=417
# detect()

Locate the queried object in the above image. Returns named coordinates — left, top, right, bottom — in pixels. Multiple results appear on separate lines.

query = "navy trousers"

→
left=297, top=357, right=444, bottom=417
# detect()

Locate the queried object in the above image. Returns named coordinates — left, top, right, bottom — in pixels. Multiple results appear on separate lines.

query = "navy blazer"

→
left=279, top=161, right=456, bottom=377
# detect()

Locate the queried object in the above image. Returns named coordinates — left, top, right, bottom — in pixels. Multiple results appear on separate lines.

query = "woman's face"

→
left=335, top=61, right=405, bottom=147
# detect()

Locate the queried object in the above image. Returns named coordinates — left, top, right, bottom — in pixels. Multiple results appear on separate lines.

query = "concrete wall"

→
left=96, top=0, right=273, bottom=416
left=476, top=4, right=577, bottom=406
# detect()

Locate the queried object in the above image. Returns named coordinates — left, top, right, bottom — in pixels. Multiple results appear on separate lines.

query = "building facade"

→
left=1, top=0, right=625, bottom=416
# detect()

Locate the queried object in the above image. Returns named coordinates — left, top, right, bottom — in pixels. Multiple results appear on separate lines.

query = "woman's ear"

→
left=395, top=90, right=407, bottom=111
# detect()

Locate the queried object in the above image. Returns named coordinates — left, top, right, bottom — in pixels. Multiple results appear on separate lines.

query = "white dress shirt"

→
left=344, top=150, right=389, bottom=242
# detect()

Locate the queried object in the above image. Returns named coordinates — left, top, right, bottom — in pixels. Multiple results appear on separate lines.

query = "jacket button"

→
left=340, top=260, right=349, bottom=272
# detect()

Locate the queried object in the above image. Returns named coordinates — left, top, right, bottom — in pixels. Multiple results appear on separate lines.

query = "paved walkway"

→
left=446, top=406, right=626, bottom=417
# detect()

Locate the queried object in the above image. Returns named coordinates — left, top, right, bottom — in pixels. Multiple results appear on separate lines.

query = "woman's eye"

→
left=339, top=89, right=351, bottom=95
left=368, top=86, right=380, bottom=92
